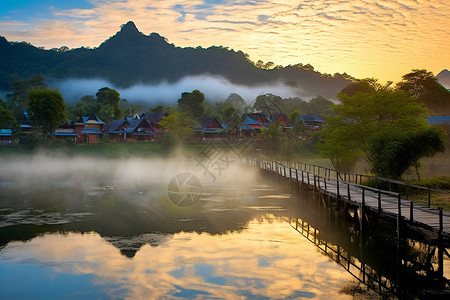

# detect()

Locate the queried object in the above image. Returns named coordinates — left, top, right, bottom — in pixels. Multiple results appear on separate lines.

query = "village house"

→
left=103, top=118, right=157, bottom=142
left=194, top=117, right=226, bottom=140
left=298, top=114, right=323, bottom=131
left=0, top=129, right=13, bottom=145
left=18, top=110, right=32, bottom=134
left=139, top=112, right=169, bottom=136
left=48, top=122, right=78, bottom=141
left=74, top=114, right=105, bottom=144
left=247, top=112, right=271, bottom=127
left=240, top=115, right=265, bottom=137
left=274, top=113, right=292, bottom=131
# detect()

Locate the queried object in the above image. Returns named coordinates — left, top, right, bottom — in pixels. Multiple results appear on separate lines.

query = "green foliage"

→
left=225, top=93, right=248, bottom=112
left=149, top=105, right=165, bottom=112
left=340, top=78, right=381, bottom=97
left=396, top=69, right=450, bottom=116
left=6, top=74, right=47, bottom=118
left=67, top=88, right=126, bottom=122
left=253, top=94, right=284, bottom=118
left=159, top=111, right=196, bottom=143
left=28, top=89, right=68, bottom=134
left=308, top=96, right=334, bottom=116
left=317, top=87, right=432, bottom=173
left=160, top=132, right=180, bottom=152
left=258, top=121, right=293, bottom=160
left=368, top=127, right=446, bottom=179
left=409, top=176, right=450, bottom=190
left=177, top=90, right=205, bottom=118
left=96, top=87, right=124, bottom=121
left=68, top=95, right=99, bottom=120
left=288, top=109, right=305, bottom=139
left=0, top=99, right=18, bottom=129
left=222, top=105, right=238, bottom=124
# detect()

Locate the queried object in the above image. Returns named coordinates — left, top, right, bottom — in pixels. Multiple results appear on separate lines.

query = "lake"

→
left=0, top=155, right=360, bottom=299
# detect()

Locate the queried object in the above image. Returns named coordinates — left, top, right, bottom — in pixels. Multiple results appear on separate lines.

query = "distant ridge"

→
left=0, top=21, right=351, bottom=99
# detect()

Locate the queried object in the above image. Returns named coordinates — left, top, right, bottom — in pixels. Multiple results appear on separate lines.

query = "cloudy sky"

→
left=0, top=0, right=449, bottom=83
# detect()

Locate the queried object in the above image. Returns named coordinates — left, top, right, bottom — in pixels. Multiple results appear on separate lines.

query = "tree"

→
left=0, top=98, right=18, bottom=129
left=28, top=89, right=68, bottom=134
left=96, top=87, right=123, bottom=121
left=308, top=96, right=334, bottom=116
left=317, top=87, right=440, bottom=175
left=340, top=78, right=381, bottom=97
left=6, top=74, right=47, bottom=118
left=159, top=111, right=196, bottom=143
left=177, top=90, right=205, bottom=118
left=225, top=93, right=247, bottom=112
left=258, top=121, right=293, bottom=159
left=288, top=109, right=305, bottom=140
left=253, top=94, right=284, bottom=119
left=396, top=69, right=450, bottom=116
left=368, top=127, right=446, bottom=179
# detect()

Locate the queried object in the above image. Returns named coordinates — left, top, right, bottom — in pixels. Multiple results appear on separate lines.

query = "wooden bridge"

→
left=247, top=159, right=450, bottom=281
left=249, top=159, right=450, bottom=238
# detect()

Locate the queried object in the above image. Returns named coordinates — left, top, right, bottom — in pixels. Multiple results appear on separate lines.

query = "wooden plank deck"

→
left=256, top=161, right=450, bottom=237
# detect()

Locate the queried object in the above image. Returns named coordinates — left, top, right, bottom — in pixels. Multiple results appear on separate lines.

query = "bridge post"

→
left=438, top=207, right=444, bottom=278
left=377, top=190, right=381, bottom=213
left=347, top=183, right=351, bottom=201
left=410, top=202, right=414, bottom=222
left=396, top=193, right=401, bottom=254
left=337, top=179, right=340, bottom=198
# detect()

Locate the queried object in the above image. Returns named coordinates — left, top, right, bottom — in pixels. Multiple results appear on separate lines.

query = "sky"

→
left=0, top=0, right=449, bottom=83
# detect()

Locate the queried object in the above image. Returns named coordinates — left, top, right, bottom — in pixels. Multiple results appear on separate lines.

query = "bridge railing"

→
left=250, top=158, right=449, bottom=209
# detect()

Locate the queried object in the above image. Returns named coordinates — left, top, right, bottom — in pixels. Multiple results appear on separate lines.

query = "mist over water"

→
left=49, top=75, right=310, bottom=104
left=0, top=153, right=258, bottom=193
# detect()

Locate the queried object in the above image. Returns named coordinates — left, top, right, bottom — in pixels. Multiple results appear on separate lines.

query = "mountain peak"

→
left=120, top=21, right=139, bottom=34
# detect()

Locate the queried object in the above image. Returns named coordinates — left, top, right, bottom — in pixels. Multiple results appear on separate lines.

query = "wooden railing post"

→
left=410, top=202, right=414, bottom=222
left=438, top=207, right=444, bottom=278
left=337, top=179, right=340, bottom=197
left=377, top=190, right=381, bottom=213
left=397, top=193, right=401, bottom=253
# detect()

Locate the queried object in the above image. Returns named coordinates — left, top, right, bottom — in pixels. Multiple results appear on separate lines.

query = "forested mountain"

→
left=0, top=21, right=351, bottom=99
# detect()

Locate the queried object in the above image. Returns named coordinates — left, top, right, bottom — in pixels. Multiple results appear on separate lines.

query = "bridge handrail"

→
left=293, top=161, right=449, bottom=195
left=249, top=158, right=448, bottom=208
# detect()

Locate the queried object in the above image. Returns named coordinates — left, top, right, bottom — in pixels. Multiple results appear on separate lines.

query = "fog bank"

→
left=49, top=75, right=312, bottom=104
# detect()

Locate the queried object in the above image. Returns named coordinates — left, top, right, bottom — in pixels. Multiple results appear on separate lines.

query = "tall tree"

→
left=225, top=93, right=247, bottom=112
left=6, top=74, right=47, bottom=118
left=368, top=127, right=445, bottom=179
left=0, top=98, right=18, bottom=129
left=253, top=94, right=284, bottom=120
left=159, top=111, right=196, bottom=143
left=308, top=96, right=334, bottom=116
left=396, top=69, right=450, bottom=116
left=258, top=121, right=293, bottom=160
left=96, top=87, right=124, bottom=121
left=177, top=90, right=205, bottom=118
left=317, top=87, right=441, bottom=175
left=28, top=89, right=68, bottom=134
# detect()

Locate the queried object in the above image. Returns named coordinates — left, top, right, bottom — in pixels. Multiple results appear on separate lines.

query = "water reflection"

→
left=0, top=156, right=358, bottom=298
left=0, top=216, right=353, bottom=299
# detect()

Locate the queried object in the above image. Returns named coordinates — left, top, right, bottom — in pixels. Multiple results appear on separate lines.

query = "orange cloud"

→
left=1, top=0, right=449, bottom=82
